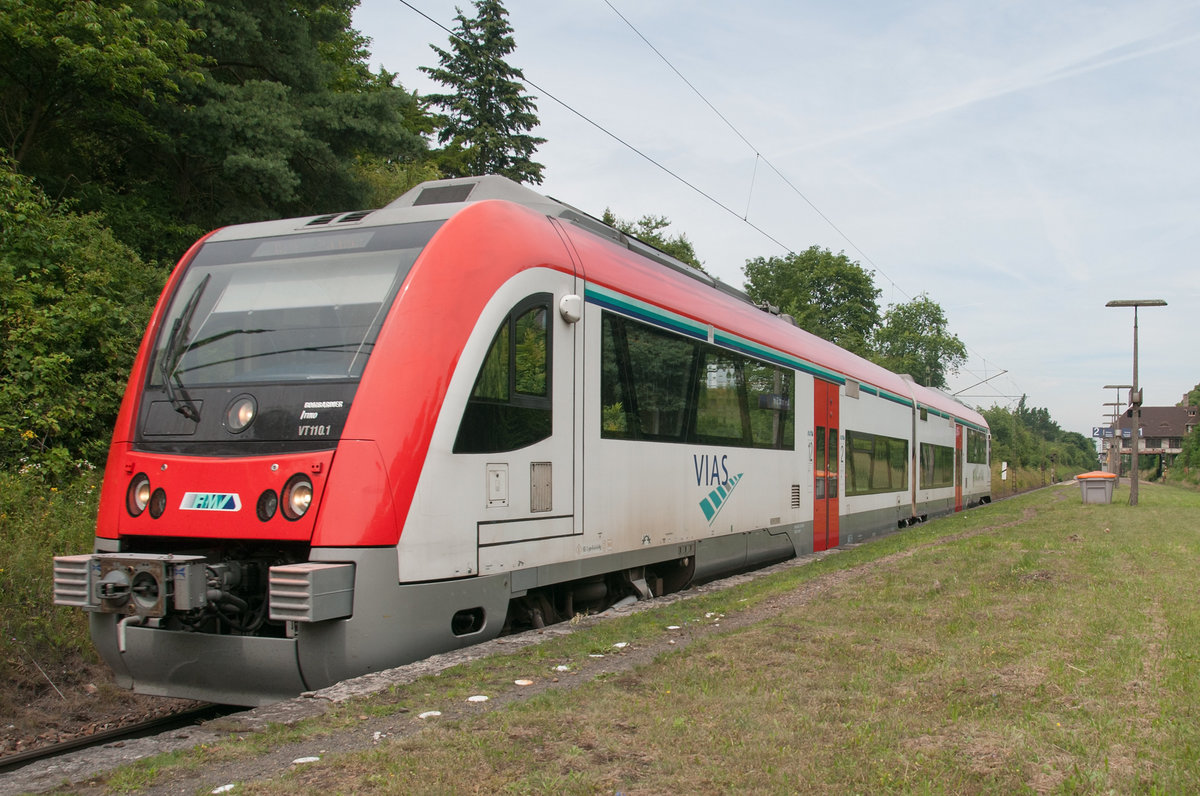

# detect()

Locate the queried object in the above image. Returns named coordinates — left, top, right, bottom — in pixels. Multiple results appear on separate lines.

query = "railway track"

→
left=0, top=704, right=238, bottom=777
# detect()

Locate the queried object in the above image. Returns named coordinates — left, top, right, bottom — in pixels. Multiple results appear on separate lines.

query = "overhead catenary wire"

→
left=603, top=1, right=1012, bottom=397
left=399, top=0, right=901, bottom=292
left=393, top=0, right=791, bottom=252
left=602, top=0, right=909, bottom=301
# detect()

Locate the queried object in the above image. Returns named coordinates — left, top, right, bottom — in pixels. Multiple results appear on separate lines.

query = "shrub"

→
left=0, top=159, right=165, bottom=481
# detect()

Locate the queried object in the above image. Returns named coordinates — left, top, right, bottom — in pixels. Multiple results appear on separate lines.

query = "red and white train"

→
left=54, top=176, right=990, bottom=705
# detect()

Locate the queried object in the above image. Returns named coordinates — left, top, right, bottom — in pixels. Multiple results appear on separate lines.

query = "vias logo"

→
left=693, top=453, right=744, bottom=525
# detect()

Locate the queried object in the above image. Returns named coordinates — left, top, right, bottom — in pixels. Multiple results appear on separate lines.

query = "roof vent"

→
left=413, top=183, right=476, bottom=206
left=336, top=210, right=372, bottom=223
left=306, top=214, right=338, bottom=226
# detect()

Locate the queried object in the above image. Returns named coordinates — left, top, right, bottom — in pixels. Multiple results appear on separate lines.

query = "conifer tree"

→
left=420, top=0, right=546, bottom=184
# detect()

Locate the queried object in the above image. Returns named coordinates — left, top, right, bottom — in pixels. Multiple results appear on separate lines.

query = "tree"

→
left=0, top=0, right=203, bottom=167
left=125, top=0, right=431, bottom=260
left=1181, top=424, right=1200, bottom=470
left=0, top=158, right=163, bottom=479
left=980, top=398, right=1097, bottom=474
left=601, top=210, right=705, bottom=272
left=420, top=0, right=545, bottom=184
left=871, top=293, right=967, bottom=389
left=1179, top=383, right=1200, bottom=407
left=355, top=154, right=444, bottom=207
left=742, top=247, right=880, bottom=357
left=5, top=0, right=432, bottom=263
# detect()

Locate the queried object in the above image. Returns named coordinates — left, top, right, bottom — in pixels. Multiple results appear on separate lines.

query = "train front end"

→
left=52, top=216, right=443, bottom=705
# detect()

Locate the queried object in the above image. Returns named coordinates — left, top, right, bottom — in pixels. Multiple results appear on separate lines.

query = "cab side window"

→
left=454, top=295, right=552, bottom=453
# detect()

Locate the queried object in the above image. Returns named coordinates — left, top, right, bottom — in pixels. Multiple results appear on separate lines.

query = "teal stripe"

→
left=878, top=390, right=914, bottom=408
left=586, top=283, right=987, bottom=430
left=919, top=403, right=989, bottom=434
left=585, top=285, right=708, bottom=340
left=713, top=330, right=846, bottom=385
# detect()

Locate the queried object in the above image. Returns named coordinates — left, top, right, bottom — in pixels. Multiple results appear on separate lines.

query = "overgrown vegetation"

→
left=1169, top=382, right=1200, bottom=486
left=0, top=470, right=102, bottom=703
left=980, top=395, right=1097, bottom=483
left=0, top=160, right=164, bottom=480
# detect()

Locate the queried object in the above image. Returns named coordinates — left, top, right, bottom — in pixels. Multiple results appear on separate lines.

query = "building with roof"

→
left=1106, top=397, right=1198, bottom=475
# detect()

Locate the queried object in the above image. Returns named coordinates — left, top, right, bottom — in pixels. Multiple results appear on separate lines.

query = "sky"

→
left=352, top=0, right=1200, bottom=439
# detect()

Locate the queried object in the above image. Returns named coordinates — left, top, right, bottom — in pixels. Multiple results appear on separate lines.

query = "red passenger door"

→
left=813, top=380, right=840, bottom=551
left=954, top=424, right=964, bottom=512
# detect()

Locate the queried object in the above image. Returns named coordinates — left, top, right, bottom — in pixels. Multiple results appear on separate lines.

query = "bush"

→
left=0, top=158, right=165, bottom=480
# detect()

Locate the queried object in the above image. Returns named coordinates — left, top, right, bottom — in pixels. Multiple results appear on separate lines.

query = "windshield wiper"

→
left=159, top=274, right=210, bottom=422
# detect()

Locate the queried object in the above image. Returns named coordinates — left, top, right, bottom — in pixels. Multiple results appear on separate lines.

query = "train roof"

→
left=205, top=174, right=986, bottom=432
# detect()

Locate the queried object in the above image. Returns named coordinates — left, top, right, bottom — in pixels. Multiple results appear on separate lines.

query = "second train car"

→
left=54, top=176, right=990, bottom=705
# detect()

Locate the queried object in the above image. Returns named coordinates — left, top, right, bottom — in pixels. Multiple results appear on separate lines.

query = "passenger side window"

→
left=600, top=312, right=794, bottom=449
left=454, top=295, right=552, bottom=453
left=845, top=430, right=909, bottom=496
left=919, top=442, right=955, bottom=488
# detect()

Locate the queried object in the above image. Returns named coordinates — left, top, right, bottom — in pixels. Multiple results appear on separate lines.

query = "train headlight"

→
left=281, top=475, right=313, bottom=521
left=224, top=394, right=257, bottom=433
left=127, top=473, right=151, bottom=517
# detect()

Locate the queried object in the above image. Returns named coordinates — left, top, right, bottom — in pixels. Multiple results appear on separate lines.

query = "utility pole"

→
left=1105, top=300, right=1166, bottom=506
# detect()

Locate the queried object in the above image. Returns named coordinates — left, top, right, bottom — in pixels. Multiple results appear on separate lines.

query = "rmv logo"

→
left=180, top=492, right=242, bottom=512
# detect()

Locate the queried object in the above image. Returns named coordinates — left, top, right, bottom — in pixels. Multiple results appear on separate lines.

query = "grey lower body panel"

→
left=964, top=489, right=990, bottom=506
left=917, top=497, right=956, bottom=520
left=89, top=549, right=513, bottom=706
left=694, top=525, right=803, bottom=579
left=840, top=505, right=906, bottom=544
left=503, top=525, right=805, bottom=595
left=295, top=553, right=512, bottom=692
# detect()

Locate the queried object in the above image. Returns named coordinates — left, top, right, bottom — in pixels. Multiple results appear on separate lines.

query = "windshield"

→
left=149, top=221, right=441, bottom=388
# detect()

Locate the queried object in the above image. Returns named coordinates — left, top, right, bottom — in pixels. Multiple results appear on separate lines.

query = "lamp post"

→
left=1105, top=300, right=1167, bottom=506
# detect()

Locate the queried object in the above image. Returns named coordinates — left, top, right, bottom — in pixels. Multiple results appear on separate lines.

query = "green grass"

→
left=0, top=469, right=101, bottom=693
left=78, top=481, right=1200, bottom=794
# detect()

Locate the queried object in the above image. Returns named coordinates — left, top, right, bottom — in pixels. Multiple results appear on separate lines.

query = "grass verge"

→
left=0, top=471, right=100, bottom=697
left=84, top=481, right=1200, bottom=794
